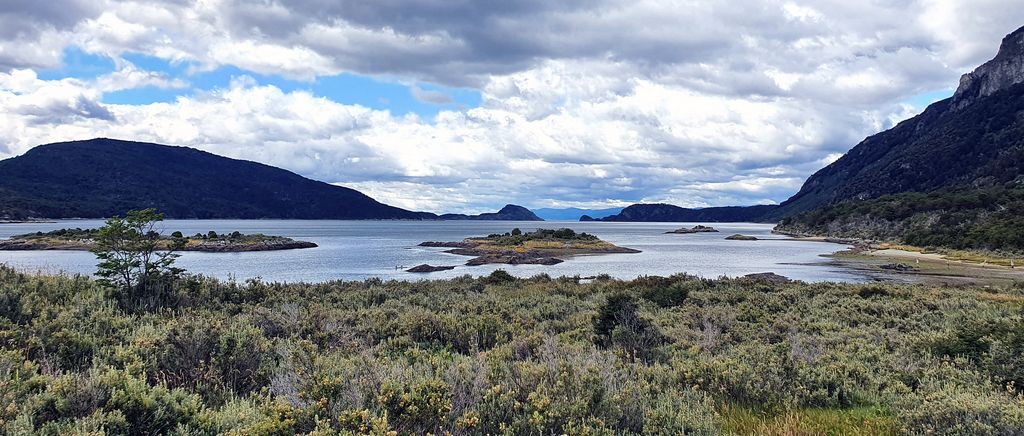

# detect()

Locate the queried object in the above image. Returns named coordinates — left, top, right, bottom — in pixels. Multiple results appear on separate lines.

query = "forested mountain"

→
left=588, top=204, right=777, bottom=222
left=774, top=26, right=1024, bottom=251
left=768, top=26, right=1024, bottom=221
left=0, top=138, right=436, bottom=220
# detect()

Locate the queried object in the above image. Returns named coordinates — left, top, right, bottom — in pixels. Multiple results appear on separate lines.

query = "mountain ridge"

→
left=0, top=138, right=437, bottom=220
left=588, top=203, right=777, bottom=222
left=438, top=204, right=543, bottom=221
left=532, top=207, right=623, bottom=221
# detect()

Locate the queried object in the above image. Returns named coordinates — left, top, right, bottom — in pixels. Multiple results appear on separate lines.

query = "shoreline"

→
left=0, top=231, right=318, bottom=253
left=825, top=247, right=1024, bottom=286
left=420, top=229, right=641, bottom=266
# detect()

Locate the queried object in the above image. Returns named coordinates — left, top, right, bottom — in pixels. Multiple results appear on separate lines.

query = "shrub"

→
left=153, top=317, right=276, bottom=402
left=641, top=280, right=700, bottom=307
left=594, top=293, right=665, bottom=361
left=377, top=378, right=452, bottom=433
left=483, top=269, right=516, bottom=284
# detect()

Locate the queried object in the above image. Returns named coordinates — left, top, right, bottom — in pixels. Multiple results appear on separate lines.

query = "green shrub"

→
left=483, top=269, right=516, bottom=284
left=594, top=293, right=665, bottom=361
left=153, top=317, right=276, bottom=402
left=1, top=264, right=1023, bottom=433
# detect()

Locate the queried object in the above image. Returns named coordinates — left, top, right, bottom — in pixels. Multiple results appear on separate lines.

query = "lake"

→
left=0, top=220, right=867, bottom=283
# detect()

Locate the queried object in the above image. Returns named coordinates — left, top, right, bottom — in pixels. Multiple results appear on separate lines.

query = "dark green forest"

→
left=0, top=138, right=432, bottom=220
left=777, top=185, right=1024, bottom=253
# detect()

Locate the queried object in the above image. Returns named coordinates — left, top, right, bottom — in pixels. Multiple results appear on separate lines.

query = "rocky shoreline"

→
left=665, top=225, right=718, bottom=234
left=725, top=234, right=758, bottom=241
left=0, top=231, right=317, bottom=253
left=420, top=228, right=640, bottom=266
left=406, top=264, right=457, bottom=273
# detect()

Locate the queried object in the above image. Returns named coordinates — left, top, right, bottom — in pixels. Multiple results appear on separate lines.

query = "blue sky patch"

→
left=37, top=46, right=116, bottom=81
left=906, top=89, right=954, bottom=109
left=42, top=46, right=482, bottom=118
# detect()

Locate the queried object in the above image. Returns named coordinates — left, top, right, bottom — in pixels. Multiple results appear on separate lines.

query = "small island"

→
left=420, top=228, right=640, bottom=266
left=406, top=264, right=457, bottom=273
left=725, top=234, right=758, bottom=241
left=665, top=225, right=719, bottom=234
left=0, top=228, right=317, bottom=252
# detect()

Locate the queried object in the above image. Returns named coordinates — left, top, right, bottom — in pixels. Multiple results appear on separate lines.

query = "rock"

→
left=465, top=254, right=564, bottom=266
left=579, top=214, right=595, bottom=221
left=879, top=263, right=916, bottom=272
left=666, top=225, right=719, bottom=234
left=952, top=26, right=1024, bottom=110
left=740, top=272, right=791, bottom=283
left=419, top=241, right=473, bottom=248
left=725, top=234, right=758, bottom=241
left=406, top=264, right=457, bottom=273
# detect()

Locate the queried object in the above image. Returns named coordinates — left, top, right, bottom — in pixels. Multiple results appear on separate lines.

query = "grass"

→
left=720, top=405, right=898, bottom=436
left=876, top=243, right=1022, bottom=267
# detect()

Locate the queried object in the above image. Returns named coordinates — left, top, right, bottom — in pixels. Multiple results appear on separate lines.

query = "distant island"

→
left=588, top=203, right=778, bottom=223
left=725, top=234, right=758, bottom=241
left=438, top=204, right=543, bottom=221
left=666, top=225, right=719, bottom=234
left=533, top=207, right=623, bottom=221
left=420, top=228, right=639, bottom=266
left=0, top=228, right=317, bottom=252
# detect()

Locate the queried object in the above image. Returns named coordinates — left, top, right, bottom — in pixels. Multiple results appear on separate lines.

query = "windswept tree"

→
left=93, top=209, right=184, bottom=310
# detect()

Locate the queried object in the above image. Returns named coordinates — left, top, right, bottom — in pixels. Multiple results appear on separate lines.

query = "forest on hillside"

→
left=777, top=185, right=1024, bottom=254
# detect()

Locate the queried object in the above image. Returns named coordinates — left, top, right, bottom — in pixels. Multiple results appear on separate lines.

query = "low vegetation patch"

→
left=0, top=264, right=1021, bottom=434
left=420, top=228, right=640, bottom=266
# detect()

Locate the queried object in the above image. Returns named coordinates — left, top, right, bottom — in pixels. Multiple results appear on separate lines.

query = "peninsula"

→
left=0, top=228, right=317, bottom=252
left=420, top=228, right=639, bottom=266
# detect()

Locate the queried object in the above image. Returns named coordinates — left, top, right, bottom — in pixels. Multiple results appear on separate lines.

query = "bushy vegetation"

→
left=0, top=265, right=1022, bottom=434
left=17, top=228, right=274, bottom=243
left=19, top=228, right=100, bottom=239
left=777, top=185, right=1024, bottom=253
left=483, top=228, right=599, bottom=245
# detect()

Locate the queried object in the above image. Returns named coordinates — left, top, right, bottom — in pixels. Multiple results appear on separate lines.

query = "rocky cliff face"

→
left=766, top=25, right=1024, bottom=221
left=952, top=26, right=1024, bottom=110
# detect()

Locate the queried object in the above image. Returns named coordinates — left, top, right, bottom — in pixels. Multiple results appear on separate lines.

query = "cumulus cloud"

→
left=0, top=1, right=1023, bottom=213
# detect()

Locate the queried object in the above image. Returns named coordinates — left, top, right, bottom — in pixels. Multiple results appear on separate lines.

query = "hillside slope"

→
left=0, top=138, right=436, bottom=220
left=768, top=26, right=1024, bottom=221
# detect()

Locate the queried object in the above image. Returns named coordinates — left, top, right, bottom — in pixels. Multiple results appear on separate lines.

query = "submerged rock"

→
left=725, top=234, right=758, bottom=241
left=406, top=264, right=457, bottom=273
left=879, top=263, right=917, bottom=272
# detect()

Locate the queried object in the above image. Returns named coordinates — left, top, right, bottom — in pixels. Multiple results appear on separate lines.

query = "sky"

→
left=0, top=1, right=1022, bottom=214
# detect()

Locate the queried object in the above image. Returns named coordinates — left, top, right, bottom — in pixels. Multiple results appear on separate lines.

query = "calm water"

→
left=0, top=220, right=866, bottom=283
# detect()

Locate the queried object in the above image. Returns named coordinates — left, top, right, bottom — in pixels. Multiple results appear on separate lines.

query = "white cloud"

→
left=0, top=1, right=1023, bottom=212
